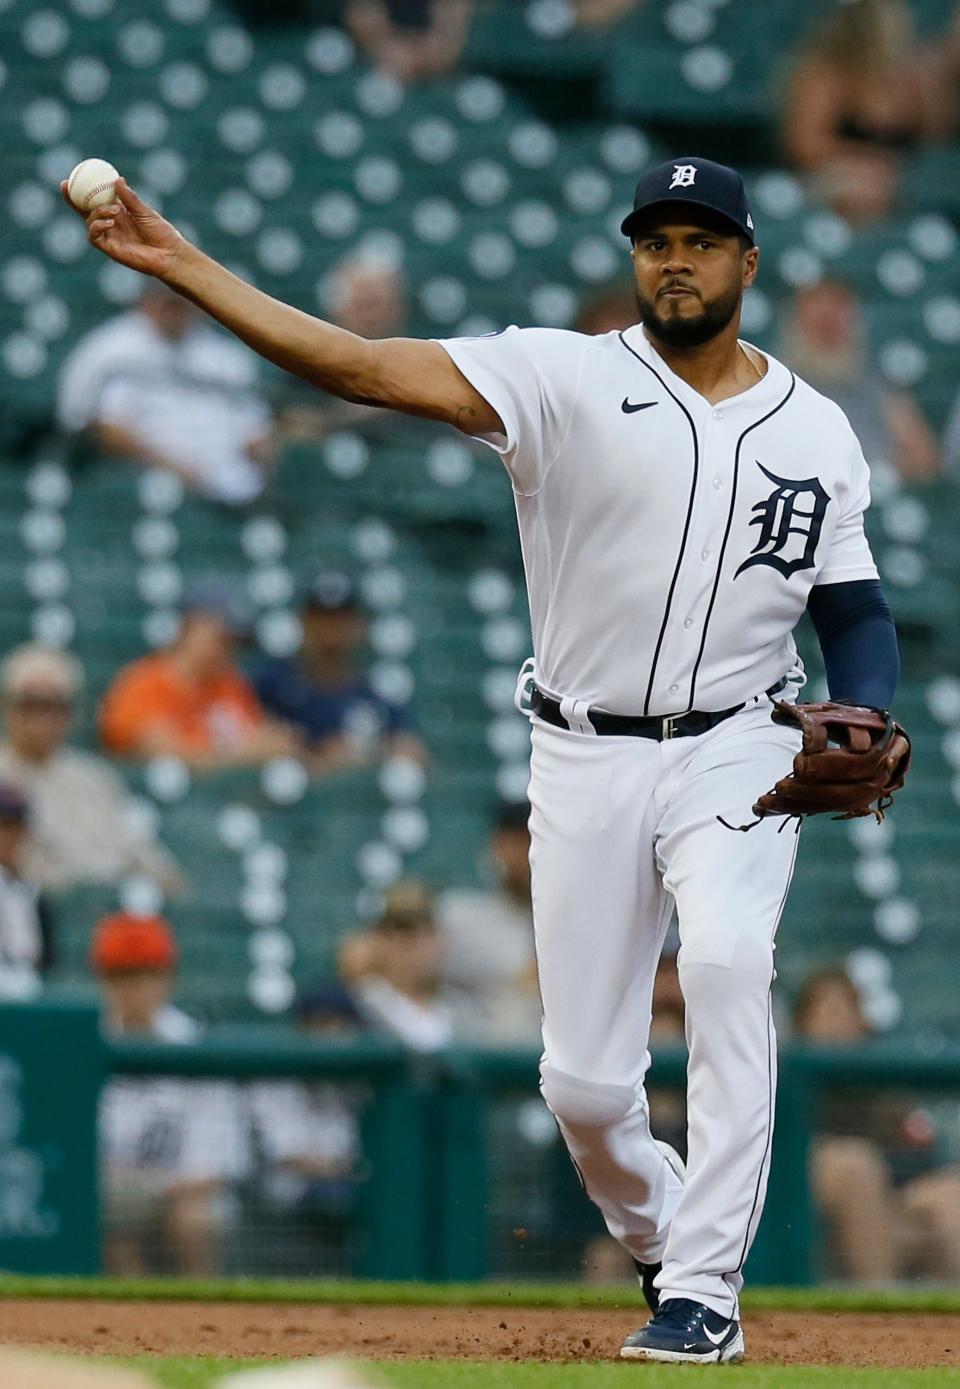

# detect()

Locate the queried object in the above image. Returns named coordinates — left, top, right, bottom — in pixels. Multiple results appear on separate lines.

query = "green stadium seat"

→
left=0, top=0, right=956, bottom=1036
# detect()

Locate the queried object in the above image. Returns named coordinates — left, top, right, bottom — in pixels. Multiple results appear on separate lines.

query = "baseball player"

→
left=64, top=155, right=909, bottom=1362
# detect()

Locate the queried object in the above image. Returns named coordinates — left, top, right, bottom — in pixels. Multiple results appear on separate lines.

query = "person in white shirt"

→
left=339, top=881, right=455, bottom=1052
left=0, top=644, right=181, bottom=894
left=246, top=986, right=366, bottom=1275
left=0, top=783, right=44, bottom=1001
left=438, top=800, right=540, bottom=1047
left=93, top=911, right=248, bottom=1275
left=56, top=284, right=275, bottom=506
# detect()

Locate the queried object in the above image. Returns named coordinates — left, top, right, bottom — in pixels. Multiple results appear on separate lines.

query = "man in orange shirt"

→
left=101, top=582, right=301, bottom=770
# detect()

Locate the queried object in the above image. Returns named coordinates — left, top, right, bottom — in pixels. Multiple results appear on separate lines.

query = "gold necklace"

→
left=740, top=343, right=763, bottom=383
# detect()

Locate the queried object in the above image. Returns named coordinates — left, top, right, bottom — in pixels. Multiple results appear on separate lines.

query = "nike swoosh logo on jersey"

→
left=703, top=1325, right=730, bottom=1346
left=621, top=398, right=657, bottom=413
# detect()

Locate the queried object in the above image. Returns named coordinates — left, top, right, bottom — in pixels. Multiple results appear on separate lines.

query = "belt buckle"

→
left=661, top=715, right=678, bottom=740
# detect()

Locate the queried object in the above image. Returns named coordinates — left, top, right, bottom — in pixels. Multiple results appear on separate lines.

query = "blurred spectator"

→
left=646, top=940, right=688, bottom=1162
left=783, top=0, right=959, bottom=222
left=0, top=644, right=181, bottom=893
left=282, top=252, right=409, bottom=441
left=570, top=0, right=644, bottom=28
left=649, top=940, right=684, bottom=1042
left=339, top=880, right=455, bottom=1051
left=328, top=252, right=407, bottom=340
left=779, top=279, right=939, bottom=481
left=574, top=282, right=638, bottom=336
left=795, top=967, right=960, bottom=1282
left=56, top=283, right=276, bottom=506
left=345, top=0, right=472, bottom=83
left=101, top=581, right=301, bottom=770
left=938, top=382, right=960, bottom=479
left=437, top=800, right=540, bottom=1046
left=93, top=911, right=248, bottom=1275
left=0, top=783, right=45, bottom=1001
left=245, top=985, right=366, bottom=1274
left=254, top=572, right=423, bottom=775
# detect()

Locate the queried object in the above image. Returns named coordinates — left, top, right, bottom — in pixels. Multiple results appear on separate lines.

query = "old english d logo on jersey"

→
left=734, top=462, right=831, bottom=580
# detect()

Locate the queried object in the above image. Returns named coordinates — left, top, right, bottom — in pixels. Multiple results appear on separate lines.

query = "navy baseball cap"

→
left=620, top=157, right=755, bottom=245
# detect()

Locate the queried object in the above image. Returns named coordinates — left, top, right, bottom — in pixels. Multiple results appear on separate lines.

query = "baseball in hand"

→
left=66, top=158, right=120, bottom=211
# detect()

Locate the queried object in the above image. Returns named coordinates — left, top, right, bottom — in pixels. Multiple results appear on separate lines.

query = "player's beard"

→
left=635, top=281, right=742, bottom=349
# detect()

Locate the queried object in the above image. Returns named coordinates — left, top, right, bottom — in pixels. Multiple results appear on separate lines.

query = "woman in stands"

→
left=783, top=0, right=960, bottom=222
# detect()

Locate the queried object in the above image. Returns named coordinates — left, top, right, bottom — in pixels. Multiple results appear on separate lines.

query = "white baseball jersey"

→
left=99, top=1008, right=249, bottom=1189
left=437, top=325, right=878, bottom=716
left=0, top=867, right=42, bottom=1002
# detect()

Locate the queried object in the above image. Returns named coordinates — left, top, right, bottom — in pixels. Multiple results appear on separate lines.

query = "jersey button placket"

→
left=661, top=409, right=730, bottom=709
left=651, top=407, right=708, bottom=709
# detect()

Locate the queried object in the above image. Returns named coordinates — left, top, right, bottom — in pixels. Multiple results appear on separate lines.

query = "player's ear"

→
left=742, top=245, right=759, bottom=289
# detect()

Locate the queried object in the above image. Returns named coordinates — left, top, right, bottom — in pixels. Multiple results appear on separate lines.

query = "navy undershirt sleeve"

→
left=806, top=578, right=900, bottom=710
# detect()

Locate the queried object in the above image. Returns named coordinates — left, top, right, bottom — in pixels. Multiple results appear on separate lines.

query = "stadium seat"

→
left=0, top=0, right=955, bottom=1037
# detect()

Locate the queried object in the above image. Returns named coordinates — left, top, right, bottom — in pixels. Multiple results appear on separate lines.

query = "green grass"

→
left=3, top=1276, right=959, bottom=1315
left=134, top=1361, right=960, bottom=1388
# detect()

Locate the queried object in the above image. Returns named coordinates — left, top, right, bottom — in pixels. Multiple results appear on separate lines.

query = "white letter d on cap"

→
left=669, top=165, right=697, bottom=189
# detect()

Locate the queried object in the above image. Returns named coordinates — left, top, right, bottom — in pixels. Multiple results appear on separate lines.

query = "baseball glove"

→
left=752, top=700, right=911, bottom=822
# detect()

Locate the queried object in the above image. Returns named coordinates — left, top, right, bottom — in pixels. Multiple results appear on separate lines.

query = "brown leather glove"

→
left=752, top=700, right=911, bottom=821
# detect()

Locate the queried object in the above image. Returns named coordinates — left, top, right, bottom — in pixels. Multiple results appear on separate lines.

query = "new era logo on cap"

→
left=620, top=156, right=756, bottom=246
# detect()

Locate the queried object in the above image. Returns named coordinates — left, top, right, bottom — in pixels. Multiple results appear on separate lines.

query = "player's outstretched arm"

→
left=60, top=177, right=501, bottom=437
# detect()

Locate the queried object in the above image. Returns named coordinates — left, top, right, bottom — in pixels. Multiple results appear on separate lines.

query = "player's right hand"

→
left=59, top=176, right=184, bottom=280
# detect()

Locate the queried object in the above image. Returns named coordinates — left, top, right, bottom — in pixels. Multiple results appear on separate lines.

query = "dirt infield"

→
left=0, top=1299, right=957, bottom=1368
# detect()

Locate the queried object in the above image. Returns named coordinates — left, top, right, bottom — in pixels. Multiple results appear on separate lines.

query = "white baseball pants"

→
left=528, top=693, right=802, bottom=1321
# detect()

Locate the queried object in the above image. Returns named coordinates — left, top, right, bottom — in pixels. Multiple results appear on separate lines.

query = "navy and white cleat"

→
left=620, top=1298, right=745, bottom=1364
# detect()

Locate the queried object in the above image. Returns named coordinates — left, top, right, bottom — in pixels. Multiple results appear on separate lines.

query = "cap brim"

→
left=620, top=196, right=753, bottom=244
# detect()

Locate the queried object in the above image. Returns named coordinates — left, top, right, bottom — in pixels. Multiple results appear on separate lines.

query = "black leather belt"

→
left=530, top=678, right=788, bottom=741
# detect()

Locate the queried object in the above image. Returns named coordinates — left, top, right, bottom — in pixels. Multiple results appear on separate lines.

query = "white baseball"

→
left=66, top=157, right=120, bottom=211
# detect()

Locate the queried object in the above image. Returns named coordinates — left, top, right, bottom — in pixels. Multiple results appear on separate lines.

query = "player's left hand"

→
left=752, top=700, right=911, bottom=822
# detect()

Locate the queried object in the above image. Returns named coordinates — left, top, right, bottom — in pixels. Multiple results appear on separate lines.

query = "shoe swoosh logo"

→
left=621, top=398, right=657, bottom=414
left=703, top=1325, right=729, bottom=1346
